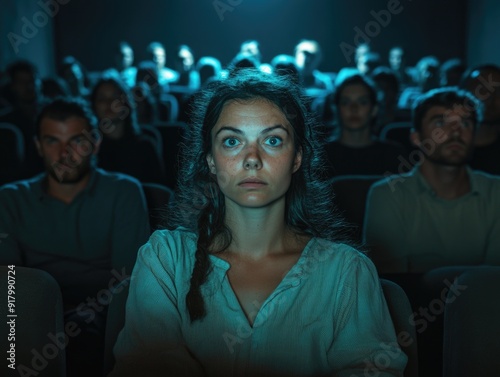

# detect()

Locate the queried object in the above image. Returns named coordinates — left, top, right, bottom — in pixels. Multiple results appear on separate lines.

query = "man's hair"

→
left=35, top=97, right=98, bottom=138
left=412, top=87, right=483, bottom=132
left=6, top=60, right=38, bottom=80
left=147, top=41, right=165, bottom=54
left=332, top=73, right=379, bottom=108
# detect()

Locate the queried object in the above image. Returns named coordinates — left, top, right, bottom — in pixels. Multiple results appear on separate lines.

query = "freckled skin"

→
left=207, top=98, right=301, bottom=209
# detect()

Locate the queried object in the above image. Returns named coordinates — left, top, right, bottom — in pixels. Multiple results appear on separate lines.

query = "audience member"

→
left=238, top=39, right=272, bottom=73
left=146, top=41, right=180, bottom=86
left=294, top=39, right=333, bottom=94
left=270, top=54, right=300, bottom=84
left=364, top=87, right=500, bottom=273
left=388, top=46, right=415, bottom=88
left=324, top=73, right=407, bottom=176
left=110, top=69, right=406, bottom=377
left=357, top=52, right=381, bottom=76
left=0, top=97, right=151, bottom=376
left=172, top=44, right=200, bottom=91
left=57, top=55, right=91, bottom=99
left=460, top=64, right=500, bottom=175
left=196, top=56, right=222, bottom=87
left=398, top=55, right=440, bottom=109
left=131, top=81, right=159, bottom=126
left=115, top=41, right=137, bottom=88
left=370, top=66, right=407, bottom=132
left=439, top=58, right=465, bottom=87
left=90, top=76, right=166, bottom=183
left=0, top=60, right=44, bottom=179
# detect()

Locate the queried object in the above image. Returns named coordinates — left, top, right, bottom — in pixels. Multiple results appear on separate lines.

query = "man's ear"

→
left=410, top=128, right=422, bottom=147
left=206, top=153, right=216, bottom=174
left=371, top=105, right=379, bottom=118
left=292, top=147, right=302, bottom=173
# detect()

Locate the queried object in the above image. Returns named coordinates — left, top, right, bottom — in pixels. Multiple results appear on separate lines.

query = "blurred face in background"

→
left=176, top=47, right=195, bottom=72
left=10, top=70, right=40, bottom=104
left=93, top=82, right=125, bottom=122
left=389, top=47, right=404, bottom=71
left=295, top=41, right=320, bottom=75
left=152, top=47, right=166, bottom=70
left=338, top=83, right=377, bottom=131
left=120, top=45, right=134, bottom=69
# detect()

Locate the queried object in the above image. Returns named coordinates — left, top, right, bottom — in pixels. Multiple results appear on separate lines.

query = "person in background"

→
left=57, top=55, right=91, bottom=99
left=146, top=41, right=180, bottom=87
left=364, top=87, right=500, bottom=274
left=460, top=64, right=500, bottom=175
left=0, top=97, right=150, bottom=377
left=324, top=73, right=407, bottom=176
left=90, top=75, right=166, bottom=184
left=294, top=39, right=333, bottom=94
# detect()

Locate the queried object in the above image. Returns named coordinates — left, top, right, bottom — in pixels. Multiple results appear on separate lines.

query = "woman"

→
left=90, top=75, right=166, bottom=184
left=324, top=73, right=407, bottom=177
left=110, top=71, right=407, bottom=376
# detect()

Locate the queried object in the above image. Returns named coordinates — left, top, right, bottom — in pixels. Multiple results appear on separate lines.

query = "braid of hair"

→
left=186, top=203, right=213, bottom=321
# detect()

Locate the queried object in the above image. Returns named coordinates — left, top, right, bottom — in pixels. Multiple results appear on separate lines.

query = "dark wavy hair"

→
left=166, top=70, right=348, bottom=322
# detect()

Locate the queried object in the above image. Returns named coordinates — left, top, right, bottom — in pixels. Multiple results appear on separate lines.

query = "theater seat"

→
left=443, top=266, right=500, bottom=377
left=379, top=122, right=415, bottom=153
left=380, top=279, right=419, bottom=377
left=0, top=266, right=66, bottom=376
left=141, top=182, right=175, bottom=231
left=329, top=175, right=383, bottom=241
left=103, top=277, right=130, bottom=377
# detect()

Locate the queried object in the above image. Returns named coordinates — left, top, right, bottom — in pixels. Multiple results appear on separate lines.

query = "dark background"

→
left=1, top=0, right=499, bottom=77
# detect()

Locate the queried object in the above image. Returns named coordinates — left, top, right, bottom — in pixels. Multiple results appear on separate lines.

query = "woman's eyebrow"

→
left=215, top=125, right=289, bottom=137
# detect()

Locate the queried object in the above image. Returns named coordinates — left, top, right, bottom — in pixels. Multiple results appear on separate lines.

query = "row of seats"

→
left=3, top=265, right=498, bottom=376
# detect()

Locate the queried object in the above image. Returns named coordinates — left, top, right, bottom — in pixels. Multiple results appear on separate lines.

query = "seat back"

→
left=0, top=122, right=25, bottom=184
left=141, top=182, right=175, bottom=231
left=329, top=175, right=383, bottom=240
left=103, top=277, right=131, bottom=376
left=379, top=122, right=414, bottom=152
left=0, top=266, right=66, bottom=376
left=154, top=122, right=186, bottom=189
left=380, top=279, right=419, bottom=377
left=443, top=266, right=500, bottom=377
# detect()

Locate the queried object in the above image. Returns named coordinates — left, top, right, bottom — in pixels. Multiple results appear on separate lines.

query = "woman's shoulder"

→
left=306, top=238, right=373, bottom=271
left=143, top=227, right=198, bottom=263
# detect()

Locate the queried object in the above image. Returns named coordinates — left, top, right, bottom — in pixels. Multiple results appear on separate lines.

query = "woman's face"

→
left=93, top=83, right=123, bottom=121
left=207, top=98, right=302, bottom=210
left=338, top=83, right=377, bottom=131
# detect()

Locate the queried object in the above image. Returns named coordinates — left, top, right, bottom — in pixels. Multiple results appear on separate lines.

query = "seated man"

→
left=0, top=97, right=150, bottom=375
left=363, top=87, right=500, bottom=274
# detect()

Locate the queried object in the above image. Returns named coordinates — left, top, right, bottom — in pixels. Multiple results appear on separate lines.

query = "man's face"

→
left=11, top=71, right=40, bottom=104
left=389, top=48, right=403, bottom=70
left=35, top=116, right=98, bottom=184
left=120, top=46, right=134, bottom=69
left=152, top=47, right=166, bottom=69
left=295, top=42, right=319, bottom=74
left=413, top=105, right=475, bottom=167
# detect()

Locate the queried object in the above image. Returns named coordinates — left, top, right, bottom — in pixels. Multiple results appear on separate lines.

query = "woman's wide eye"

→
left=222, top=137, right=240, bottom=147
left=265, top=136, right=283, bottom=146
